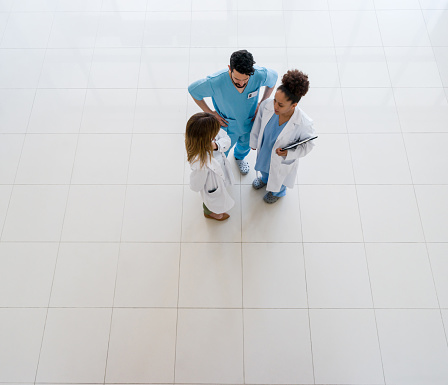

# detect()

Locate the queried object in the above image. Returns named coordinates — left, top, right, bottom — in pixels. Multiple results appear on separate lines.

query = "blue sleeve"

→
left=188, top=78, right=214, bottom=100
left=261, top=67, right=278, bottom=88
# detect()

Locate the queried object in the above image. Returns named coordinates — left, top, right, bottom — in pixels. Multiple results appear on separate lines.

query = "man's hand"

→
left=276, top=148, right=288, bottom=157
left=212, top=111, right=228, bottom=127
left=251, top=102, right=261, bottom=122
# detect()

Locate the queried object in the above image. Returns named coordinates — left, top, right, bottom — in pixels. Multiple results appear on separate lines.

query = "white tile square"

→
left=239, top=0, right=282, bottom=10
left=331, top=10, right=382, bottom=46
left=0, top=134, right=24, bottom=183
left=96, top=11, right=145, bottom=48
left=243, top=243, right=307, bottom=308
left=404, top=133, right=448, bottom=183
left=0, top=49, right=45, bottom=88
left=61, top=185, right=126, bottom=242
left=144, top=12, right=191, bottom=47
left=310, top=309, right=384, bottom=384
left=427, top=243, right=448, bottom=308
left=149, top=0, right=191, bottom=11
left=241, top=185, right=302, bottom=242
left=56, top=0, right=102, bottom=11
left=50, top=243, right=119, bottom=307
left=283, top=0, right=328, bottom=10
left=0, top=309, right=46, bottom=382
left=175, top=309, right=244, bottom=384
left=121, top=185, right=183, bottom=242
left=357, top=185, right=424, bottom=242
left=181, top=184, right=242, bottom=242
left=287, top=48, right=340, bottom=88
left=11, top=0, right=58, bottom=11
left=298, top=134, right=355, bottom=184
left=374, top=0, right=420, bottom=9
left=342, top=88, right=401, bottom=133
left=377, top=10, right=431, bottom=46
left=1, top=12, right=54, bottom=48
left=300, top=185, right=363, bottom=242
left=105, top=308, right=177, bottom=383
left=114, top=243, right=180, bottom=307
left=284, top=11, right=334, bottom=47
left=191, top=0, right=235, bottom=11
left=2, top=185, right=69, bottom=241
left=434, top=47, right=448, bottom=87
left=366, top=243, right=439, bottom=308
left=15, top=134, right=78, bottom=184
left=48, top=12, right=100, bottom=48
left=0, top=185, right=12, bottom=231
left=0, top=11, right=7, bottom=38
left=38, top=48, right=94, bottom=88
left=81, top=89, right=136, bottom=133
left=0, top=243, right=58, bottom=307
left=420, top=0, right=448, bottom=8
left=102, top=0, right=148, bottom=11
left=88, top=48, right=141, bottom=88
left=0, top=0, right=11, bottom=11
left=336, top=47, right=391, bottom=87
left=349, top=133, right=412, bottom=184
left=179, top=243, right=242, bottom=308
left=134, top=89, right=188, bottom=133
left=423, top=10, right=448, bottom=46
left=238, top=11, right=285, bottom=47
left=244, top=309, right=313, bottom=384
left=71, top=134, right=132, bottom=184
left=28, top=89, right=86, bottom=133
left=376, top=309, right=448, bottom=385
left=299, top=88, right=347, bottom=133
left=304, top=243, right=373, bottom=308
left=385, top=47, right=443, bottom=87
left=140, top=47, right=189, bottom=88
left=36, top=308, right=111, bottom=383
left=328, top=0, right=374, bottom=9
left=127, top=134, right=185, bottom=184
left=415, top=185, right=448, bottom=242
left=0, top=89, right=35, bottom=133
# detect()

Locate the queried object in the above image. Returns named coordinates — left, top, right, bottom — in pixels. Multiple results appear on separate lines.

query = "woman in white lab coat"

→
left=186, top=112, right=235, bottom=221
left=250, top=69, right=316, bottom=203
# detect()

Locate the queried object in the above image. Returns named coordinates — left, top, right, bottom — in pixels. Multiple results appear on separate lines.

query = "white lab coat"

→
left=189, top=129, right=235, bottom=213
left=250, top=99, right=316, bottom=192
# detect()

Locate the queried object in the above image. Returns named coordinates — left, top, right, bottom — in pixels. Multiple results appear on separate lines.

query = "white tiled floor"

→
left=0, top=0, right=447, bottom=384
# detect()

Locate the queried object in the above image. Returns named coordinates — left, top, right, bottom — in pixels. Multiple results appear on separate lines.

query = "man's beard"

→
left=232, top=79, right=247, bottom=88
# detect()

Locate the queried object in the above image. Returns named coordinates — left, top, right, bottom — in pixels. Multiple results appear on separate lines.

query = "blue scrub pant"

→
left=260, top=171, right=287, bottom=197
left=224, top=130, right=251, bottom=160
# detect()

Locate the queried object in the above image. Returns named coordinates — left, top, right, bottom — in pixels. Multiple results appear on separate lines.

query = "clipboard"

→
left=281, top=135, right=318, bottom=151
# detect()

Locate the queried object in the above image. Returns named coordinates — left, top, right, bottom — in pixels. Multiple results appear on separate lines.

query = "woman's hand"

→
left=276, top=148, right=288, bottom=157
left=212, top=111, right=228, bottom=127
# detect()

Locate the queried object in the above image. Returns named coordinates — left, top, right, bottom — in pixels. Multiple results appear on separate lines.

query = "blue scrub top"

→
left=188, top=65, right=278, bottom=134
left=255, top=114, right=288, bottom=174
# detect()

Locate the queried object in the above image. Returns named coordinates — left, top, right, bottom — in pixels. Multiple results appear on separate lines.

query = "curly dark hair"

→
left=229, top=50, right=255, bottom=76
left=278, top=69, right=310, bottom=104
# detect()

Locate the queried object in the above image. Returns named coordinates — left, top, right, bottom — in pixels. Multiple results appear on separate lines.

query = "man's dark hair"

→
left=229, top=50, right=255, bottom=76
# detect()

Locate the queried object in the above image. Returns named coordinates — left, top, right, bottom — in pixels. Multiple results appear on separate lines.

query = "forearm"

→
left=192, top=97, right=213, bottom=114
left=259, top=86, right=275, bottom=103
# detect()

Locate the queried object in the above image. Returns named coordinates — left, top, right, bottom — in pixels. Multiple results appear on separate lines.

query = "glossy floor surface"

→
left=1, top=0, right=448, bottom=384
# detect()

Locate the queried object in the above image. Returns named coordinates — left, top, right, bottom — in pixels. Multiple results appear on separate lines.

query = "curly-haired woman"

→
left=250, top=70, right=316, bottom=203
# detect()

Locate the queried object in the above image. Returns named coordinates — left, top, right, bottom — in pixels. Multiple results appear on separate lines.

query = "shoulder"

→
left=260, top=98, right=274, bottom=111
left=207, top=68, right=229, bottom=82
left=292, top=107, right=313, bottom=128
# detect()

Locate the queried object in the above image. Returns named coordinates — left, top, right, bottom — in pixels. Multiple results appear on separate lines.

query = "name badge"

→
left=247, top=90, right=258, bottom=99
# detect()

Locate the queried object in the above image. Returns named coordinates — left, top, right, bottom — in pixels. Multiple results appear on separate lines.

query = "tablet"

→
left=281, top=135, right=318, bottom=151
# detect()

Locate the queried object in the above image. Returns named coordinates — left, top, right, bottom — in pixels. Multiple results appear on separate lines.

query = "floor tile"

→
left=105, top=308, right=177, bottom=383
left=377, top=10, right=431, bottom=46
left=0, top=0, right=11, bottom=11
left=0, top=185, right=12, bottom=231
left=0, top=49, right=45, bottom=88
left=420, top=0, right=448, bottom=8
left=342, top=88, right=401, bottom=133
left=102, top=0, right=148, bottom=11
left=50, top=243, right=119, bottom=307
left=374, top=0, right=420, bottom=9
left=0, top=89, right=35, bottom=133
left=2, top=185, right=69, bottom=241
left=423, top=10, right=448, bottom=46
left=56, top=0, right=102, bottom=11
left=414, top=185, right=448, bottom=242
left=298, top=133, right=355, bottom=184
left=284, top=11, right=334, bottom=47
left=366, top=243, right=439, bottom=308
left=331, top=10, right=382, bottom=46
left=300, top=185, right=363, bottom=242
left=304, top=243, right=373, bottom=308
left=145, top=12, right=190, bottom=47
left=179, top=243, right=242, bottom=308
left=36, top=308, right=111, bottom=383
left=127, top=134, right=185, bottom=184
left=357, top=185, right=424, bottom=242
left=242, top=243, right=307, bottom=308
left=0, top=309, right=46, bottom=382
left=310, top=309, right=384, bottom=385
left=15, top=134, right=78, bottom=184
left=239, top=0, right=282, bottom=10
left=244, top=309, right=313, bottom=384
left=433, top=47, right=448, bottom=87
left=175, top=309, right=244, bottom=384
left=61, top=185, right=126, bottom=242
left=0, top=134, right=24, bottom=184
left=404, top=133, right=448, bottom=183
left=239, top=11, right=285, bottom=47
left=114, top=243, right=180, bottom=307
left=11, top=0, right=58, bottom=11
left=283, top=0, right=328, bottom=10
left=376, top=309, right=448, bottom=384
left=328, top=0, right=375, bottom=9
left=28, top=89, right=86, bottom=133
left=150, top=0, right=192, bottom=11
left=427, top=243, right=448, bottom=308
left=96, top=11, right=145, bottom=48
left=121, top=185, right=183, bottom=242
left=0, top=243, right=58, bottom=307
left=349, top=133, right=412, bottom=184
left=394, top=87, right=448, bottom=132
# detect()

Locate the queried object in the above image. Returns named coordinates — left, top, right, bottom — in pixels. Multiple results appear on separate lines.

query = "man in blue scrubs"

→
left=188, top=50, right=278, bottom=174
